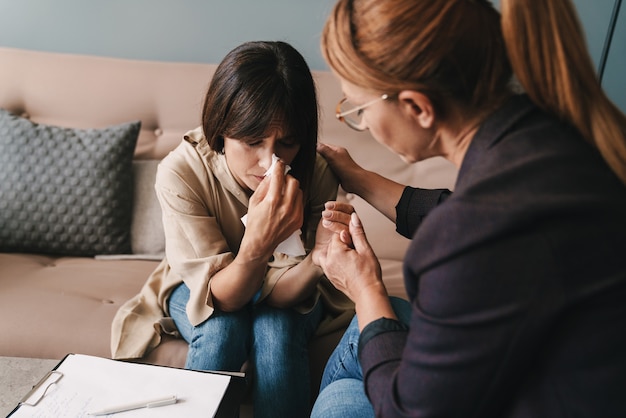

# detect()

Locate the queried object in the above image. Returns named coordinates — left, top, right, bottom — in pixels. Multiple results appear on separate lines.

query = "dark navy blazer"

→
left=360, top=95, right=626, bottom=417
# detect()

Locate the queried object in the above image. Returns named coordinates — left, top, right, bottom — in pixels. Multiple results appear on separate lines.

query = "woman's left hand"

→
left=317, top=211, right=383, bottom=304
left=312, top=201, right=354, bottom=266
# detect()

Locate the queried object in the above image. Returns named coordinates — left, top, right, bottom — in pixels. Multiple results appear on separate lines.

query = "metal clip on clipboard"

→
left=18, top=370, right=64, bottom=407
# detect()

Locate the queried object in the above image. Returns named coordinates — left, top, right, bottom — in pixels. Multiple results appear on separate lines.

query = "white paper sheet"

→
left=11, top=354, right=231, bottom=418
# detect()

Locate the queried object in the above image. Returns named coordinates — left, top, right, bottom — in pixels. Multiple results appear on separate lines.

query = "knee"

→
left=311, top=378, right=373, bottom=418
left=191, top=310, right=250, bottom=347
left=253, top=306, right=298, bottom=339
left=252, top=307, right=309, bottom=359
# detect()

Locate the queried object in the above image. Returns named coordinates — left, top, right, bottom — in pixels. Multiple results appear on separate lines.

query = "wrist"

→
left=354, top=282, right=396, bottom=331
left=237, top=238, right=273, bottom=265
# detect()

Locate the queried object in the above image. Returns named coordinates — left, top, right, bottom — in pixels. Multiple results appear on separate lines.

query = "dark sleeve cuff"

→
left=358, top=317, right=409, bottom=359
left=396, top=186, right=452, bottom=238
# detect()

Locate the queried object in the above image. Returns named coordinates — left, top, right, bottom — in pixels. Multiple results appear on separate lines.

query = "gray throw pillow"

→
left=0, top=108, right=140, bottom=256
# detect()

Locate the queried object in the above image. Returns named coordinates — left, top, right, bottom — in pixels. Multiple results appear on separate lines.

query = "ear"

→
left=397, top=90, right=435, bottom=129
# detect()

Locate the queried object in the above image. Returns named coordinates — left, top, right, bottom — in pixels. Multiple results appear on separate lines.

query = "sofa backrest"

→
left=0, top=47, right=457, bottom=262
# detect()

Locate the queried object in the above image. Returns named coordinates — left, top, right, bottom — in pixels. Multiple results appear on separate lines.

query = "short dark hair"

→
left=202, top=41, right=319, bottom=199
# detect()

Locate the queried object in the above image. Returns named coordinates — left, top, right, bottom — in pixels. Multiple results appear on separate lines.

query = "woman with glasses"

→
left=312, top=0, right=626, bottom=417
left=111, top=41, right=353, bottom=418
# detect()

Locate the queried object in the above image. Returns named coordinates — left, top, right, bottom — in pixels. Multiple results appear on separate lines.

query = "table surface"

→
left=0, top=356, right=60, bottom=417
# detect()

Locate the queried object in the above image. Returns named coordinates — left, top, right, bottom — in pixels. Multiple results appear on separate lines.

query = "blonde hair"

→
left=321, top=0, right=510, bottom=117
left=322, top=0, right=626, bottom=184
left=501, top=0, right=626, bottom=184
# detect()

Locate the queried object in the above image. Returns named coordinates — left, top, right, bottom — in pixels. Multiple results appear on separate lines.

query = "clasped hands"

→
left=313, top=201, right=383, bottom=303
left=242, top=156, right=383, bottom=304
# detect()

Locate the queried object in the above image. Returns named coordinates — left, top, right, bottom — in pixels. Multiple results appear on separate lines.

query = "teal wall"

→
left=602, top=2, right=626, bottom=113
left=0, top=0, right=336, bottom=70
left=0, top=0, right=623, bottom=111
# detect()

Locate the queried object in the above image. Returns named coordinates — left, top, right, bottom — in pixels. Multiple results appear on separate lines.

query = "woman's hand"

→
left=241, top=160, right=304, bottom=262
left=318, top=142, right=405, bottom=223
left=312, top=201, right=354, bottom=266
left=319, top=211, right=396, bottom=329
left=318, top=211, right=383, bottom=303
left=317, top=142, right=366, bottom=195
left=211, top=160, right=303, bottom=311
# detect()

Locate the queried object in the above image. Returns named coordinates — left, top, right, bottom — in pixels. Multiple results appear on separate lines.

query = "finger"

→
left=322, top=208, right=352, bottom=227
left=324, top=201, right=355, bottom=215
left=317, top=142, right=345, bottom=164
left=348, top=212, right=371, bottom=253
left=317, top=141, right=342, bottom=155
left=316, top=142, right=331, bottom=157
left=268, top=159, right=287, bottom=195
left=339, top=229, right=354, bottom=248
left=283, top=175, right=302, bottom=204
left=252, top=174, right=271, bottom=203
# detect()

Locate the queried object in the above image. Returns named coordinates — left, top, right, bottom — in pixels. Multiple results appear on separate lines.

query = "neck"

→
left=438, top=98, right=505, bottom=168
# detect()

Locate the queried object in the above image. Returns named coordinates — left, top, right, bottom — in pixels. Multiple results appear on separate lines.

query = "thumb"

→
left=349, top=212, right=371, bottom=253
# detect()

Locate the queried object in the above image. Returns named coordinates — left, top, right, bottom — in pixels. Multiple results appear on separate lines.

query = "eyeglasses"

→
left=336, top=94, right=389, bottom=131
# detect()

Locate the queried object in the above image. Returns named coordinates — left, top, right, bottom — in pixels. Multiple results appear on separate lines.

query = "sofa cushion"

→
left=130, top=160, right=165, bottom=258
left=0, top=109, right=140, bottom=256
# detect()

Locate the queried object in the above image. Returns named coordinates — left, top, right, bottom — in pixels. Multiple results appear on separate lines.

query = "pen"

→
left=88, top=395, right=177, bottom=415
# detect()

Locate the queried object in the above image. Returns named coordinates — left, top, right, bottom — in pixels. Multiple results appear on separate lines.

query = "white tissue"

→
left=264, top=153, right=291, bottom=177
left=241, top=154, right=306, bottom=257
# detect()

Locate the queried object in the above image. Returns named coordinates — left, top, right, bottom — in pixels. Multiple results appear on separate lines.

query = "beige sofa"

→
left=0, top=47, right=457, bottom=409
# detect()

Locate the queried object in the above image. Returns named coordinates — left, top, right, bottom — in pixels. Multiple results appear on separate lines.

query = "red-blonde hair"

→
left=501, top=0, right=626, bottom=184
left=322, top=0, right=626, bottom=184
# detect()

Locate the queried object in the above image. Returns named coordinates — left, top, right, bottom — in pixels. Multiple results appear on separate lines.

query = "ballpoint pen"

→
left=87, top=395, right=177, bottom=416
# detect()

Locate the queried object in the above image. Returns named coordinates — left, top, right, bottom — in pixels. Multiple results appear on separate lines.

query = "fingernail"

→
left=322, top=210, right=331, bottom=218
left=351, top=212, right=361, bottom=227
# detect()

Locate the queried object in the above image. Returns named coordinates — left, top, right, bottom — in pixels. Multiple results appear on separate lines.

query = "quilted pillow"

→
left=0, top=108, right=140, bottom=256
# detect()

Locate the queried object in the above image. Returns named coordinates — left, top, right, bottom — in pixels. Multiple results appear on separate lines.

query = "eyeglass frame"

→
left=336, top=94, right=389, bottom=131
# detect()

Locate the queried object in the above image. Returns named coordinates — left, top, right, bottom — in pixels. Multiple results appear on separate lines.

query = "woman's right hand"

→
left=211, top=161, right=302, bottom=311
left=242, top=160, right=304, bottom=261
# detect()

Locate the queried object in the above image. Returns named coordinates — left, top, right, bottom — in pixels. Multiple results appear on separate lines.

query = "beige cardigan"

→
left=111, top=128, right=354, bottom=359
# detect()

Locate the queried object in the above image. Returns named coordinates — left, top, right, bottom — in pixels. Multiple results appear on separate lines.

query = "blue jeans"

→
left=311, top=296, right=412, bottom=418
left=168, top=282, right=323, bottom=418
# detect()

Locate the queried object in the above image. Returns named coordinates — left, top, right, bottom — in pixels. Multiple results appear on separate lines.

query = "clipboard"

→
left=7, top=353, right=247, bottom=418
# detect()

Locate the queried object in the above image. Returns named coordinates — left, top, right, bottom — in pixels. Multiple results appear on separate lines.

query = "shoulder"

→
left=310, top=152, right=339, bottom=200
left=156, top=128, right=219, bottom=195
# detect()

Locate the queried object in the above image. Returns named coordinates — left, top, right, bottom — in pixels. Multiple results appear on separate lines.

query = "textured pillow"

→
left=0, top=108, right=140, bottom=256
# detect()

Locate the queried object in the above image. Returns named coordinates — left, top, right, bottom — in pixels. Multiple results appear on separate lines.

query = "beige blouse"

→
left=111, top=127, right=354, bottom=360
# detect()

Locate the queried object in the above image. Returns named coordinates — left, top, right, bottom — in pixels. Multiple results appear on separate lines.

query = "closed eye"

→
left=278, top=134, right=299, bottom=148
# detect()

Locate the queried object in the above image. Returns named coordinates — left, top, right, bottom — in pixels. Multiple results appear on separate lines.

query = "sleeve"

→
left=155, top=155, right=235, bottom=326
left=358, top=225, right=560, bottom=417
left=395, top=187, right=452, bottom=238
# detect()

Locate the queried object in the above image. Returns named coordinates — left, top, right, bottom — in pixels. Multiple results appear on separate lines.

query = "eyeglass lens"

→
left=339, top=100, right=366, bottom=130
